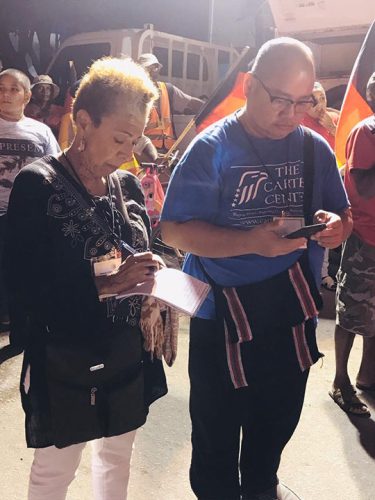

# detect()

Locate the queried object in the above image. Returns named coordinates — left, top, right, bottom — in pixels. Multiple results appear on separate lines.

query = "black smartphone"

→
left=285, top=223, right=327, bottom=239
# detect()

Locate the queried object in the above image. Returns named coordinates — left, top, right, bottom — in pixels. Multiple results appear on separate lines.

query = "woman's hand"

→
left=95, top=251, right=165, bottom=297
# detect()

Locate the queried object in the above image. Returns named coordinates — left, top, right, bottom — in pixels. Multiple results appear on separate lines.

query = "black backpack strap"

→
left=302, top=127, right=315, bottom=225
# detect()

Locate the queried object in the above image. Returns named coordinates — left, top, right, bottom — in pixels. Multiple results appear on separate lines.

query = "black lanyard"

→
left=237, top=117, right=292, bottom=215
left=61, top=152, right=122, bottom=243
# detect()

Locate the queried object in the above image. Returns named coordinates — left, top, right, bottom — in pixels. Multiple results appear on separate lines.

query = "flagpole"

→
left=159, top=117, right=196, bottom=166
left=208, top=0, right=215, bottom=44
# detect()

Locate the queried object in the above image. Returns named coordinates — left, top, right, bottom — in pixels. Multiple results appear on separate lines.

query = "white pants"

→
left=28, top=430, right=136, bottom=500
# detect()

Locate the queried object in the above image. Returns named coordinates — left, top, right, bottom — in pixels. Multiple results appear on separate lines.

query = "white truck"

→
left=46, top=24, right=239, bottom=105
left=46, top=24, right=241, bottom=151
left=268, top=0, right=375, bottom=107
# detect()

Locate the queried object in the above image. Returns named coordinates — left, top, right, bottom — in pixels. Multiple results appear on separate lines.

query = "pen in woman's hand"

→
left=120, top=242, right=159, bottom=274
left=120, top=241, right=136, bottom=255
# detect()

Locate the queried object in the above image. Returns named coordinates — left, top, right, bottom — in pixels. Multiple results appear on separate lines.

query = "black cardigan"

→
left=4, top=157, right=166, bottom=448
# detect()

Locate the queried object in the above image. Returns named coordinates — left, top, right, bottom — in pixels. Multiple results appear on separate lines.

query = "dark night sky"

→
left=0, top=0, right=270, bottom=46
left=117, top=0, right=212, bottom=40
left=58, top=0, right=268, bottom=47
left=0, top=0, right=273, bottom=72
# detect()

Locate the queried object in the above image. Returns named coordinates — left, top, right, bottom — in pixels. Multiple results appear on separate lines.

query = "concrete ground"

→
left=1, top=292, right=375, bottom=500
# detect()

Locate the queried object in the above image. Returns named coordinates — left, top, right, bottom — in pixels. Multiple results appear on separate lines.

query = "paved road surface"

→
left=1, top=306, right=375, bottom=499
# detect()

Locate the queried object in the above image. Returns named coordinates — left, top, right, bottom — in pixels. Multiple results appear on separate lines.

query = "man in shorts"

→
left=330, top=72, right=375, bottom=417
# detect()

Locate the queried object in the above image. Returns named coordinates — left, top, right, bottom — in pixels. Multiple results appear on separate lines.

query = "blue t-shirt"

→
left=161, top=113, right=349, bottom=319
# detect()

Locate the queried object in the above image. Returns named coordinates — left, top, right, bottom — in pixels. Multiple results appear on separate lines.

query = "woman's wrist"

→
left=94, top=274, right=112, bottom=296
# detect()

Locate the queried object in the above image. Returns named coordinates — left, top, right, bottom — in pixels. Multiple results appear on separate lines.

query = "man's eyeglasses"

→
left=252, top=74, right=316, bottom=113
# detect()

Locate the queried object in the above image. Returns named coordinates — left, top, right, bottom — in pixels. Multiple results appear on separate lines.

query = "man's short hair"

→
left=0, top=68, right=30, bottom=92
left=250, top=37, right=314, bottom=80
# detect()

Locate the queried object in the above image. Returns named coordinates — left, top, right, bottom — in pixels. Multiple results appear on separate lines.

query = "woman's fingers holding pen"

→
left=123, top=251, right=165, bottom=270
left=115, top=252, right=165, bottom=287
left=108, top=255, right=155, bottom=293
left=97, top=252, right=166, bottom=296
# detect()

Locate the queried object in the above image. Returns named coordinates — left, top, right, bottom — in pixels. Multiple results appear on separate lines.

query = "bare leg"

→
left=330, top=325, right=370, bottom=417
left=332, top=325, right=355, bottom=389
left=357, top=336, right=375, bottom=387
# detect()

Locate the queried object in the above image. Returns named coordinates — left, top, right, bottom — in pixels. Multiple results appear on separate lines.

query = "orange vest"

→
left=145, top=82, right=175, bottom=151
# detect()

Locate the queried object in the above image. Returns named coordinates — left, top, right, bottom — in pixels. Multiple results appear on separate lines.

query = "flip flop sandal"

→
left=356, top=382, right=375, bottom=392
left=329, top=386, right=371, bottom=418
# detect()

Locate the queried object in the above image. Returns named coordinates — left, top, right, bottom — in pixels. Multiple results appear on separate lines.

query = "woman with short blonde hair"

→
left=5, top=57, right=166, bottom=500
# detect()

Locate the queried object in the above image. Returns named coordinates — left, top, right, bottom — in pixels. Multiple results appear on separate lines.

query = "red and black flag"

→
left=335, top=20, right=375, bottom=167
left=195, top=46, right=253, bottom=133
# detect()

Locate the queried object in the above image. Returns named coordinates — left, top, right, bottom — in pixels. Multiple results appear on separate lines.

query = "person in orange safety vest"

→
left=138, top=53, right=204, bottom=152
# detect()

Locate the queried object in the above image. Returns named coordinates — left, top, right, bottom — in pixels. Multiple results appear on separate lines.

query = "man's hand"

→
left=311, top=210, right=344, bottom=248
left=161, top=219, right=307, bottom=259
left=251, top=220, right=307, bottom=257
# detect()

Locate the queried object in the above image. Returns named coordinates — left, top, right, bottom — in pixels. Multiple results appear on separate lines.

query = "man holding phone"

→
left=161, top=38, right=352, bottom=500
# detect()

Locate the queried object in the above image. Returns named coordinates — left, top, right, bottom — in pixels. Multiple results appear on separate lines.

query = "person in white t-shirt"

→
left=0, top=68, right=60, bottom=331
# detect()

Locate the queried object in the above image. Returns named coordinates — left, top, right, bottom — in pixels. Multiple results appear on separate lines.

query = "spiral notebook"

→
left=99, top=267, right=211, bottom=317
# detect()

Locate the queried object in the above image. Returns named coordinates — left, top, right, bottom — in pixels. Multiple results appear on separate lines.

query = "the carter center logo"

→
left=232, top=170, right=268, bottom=207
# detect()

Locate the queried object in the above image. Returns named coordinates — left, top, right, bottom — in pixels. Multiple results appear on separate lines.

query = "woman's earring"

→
left=77, top=137, right=86, bottom=153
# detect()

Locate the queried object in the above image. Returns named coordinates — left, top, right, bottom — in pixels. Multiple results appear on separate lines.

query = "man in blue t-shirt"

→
left=161, top=38, right=352, bottom=500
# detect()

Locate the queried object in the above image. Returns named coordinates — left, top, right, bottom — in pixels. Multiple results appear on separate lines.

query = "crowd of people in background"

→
left=0, top=37, right=374, bottom=500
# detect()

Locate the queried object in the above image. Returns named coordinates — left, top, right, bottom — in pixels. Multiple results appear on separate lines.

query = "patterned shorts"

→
left=336, top=232, right=375, bottom=337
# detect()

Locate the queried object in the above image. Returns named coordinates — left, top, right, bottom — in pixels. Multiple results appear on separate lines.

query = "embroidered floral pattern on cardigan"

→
left=41, top=162, right=148, bottom=325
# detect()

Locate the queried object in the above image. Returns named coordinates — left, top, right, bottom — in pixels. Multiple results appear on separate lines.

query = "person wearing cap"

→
left=138, top=53, right=204, bottom=152
left=25, top=74, right=64, bottom=136
left=330, top=71, right=375, bottom=418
